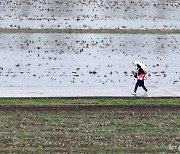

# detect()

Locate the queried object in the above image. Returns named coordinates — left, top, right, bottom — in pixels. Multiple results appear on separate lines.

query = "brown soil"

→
left=0, top=105, right=180, bottom=114
left=0, top=28, right=180, bottom=34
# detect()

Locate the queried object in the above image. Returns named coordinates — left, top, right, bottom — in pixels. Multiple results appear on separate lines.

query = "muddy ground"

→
left=0, top=105, right=180, bottom=114
left=0, top=104, right=179, bottom=153
left=0, top=28, right=180, bottom=34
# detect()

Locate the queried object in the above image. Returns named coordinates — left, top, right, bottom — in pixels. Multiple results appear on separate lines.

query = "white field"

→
left=0, top=0, right=179, bottom=87
left=0, top=33, right=179, bottom=87
left=0, top=0, right=180, bottom=29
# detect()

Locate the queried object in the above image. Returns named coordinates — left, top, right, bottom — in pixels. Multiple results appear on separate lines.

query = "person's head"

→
left=137, top=64, right=141, bottom=68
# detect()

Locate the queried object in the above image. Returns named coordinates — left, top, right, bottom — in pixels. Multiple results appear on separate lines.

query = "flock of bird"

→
left=0, top=33, right=179, bottom=87
left=0, top=0, right=179, bottom=86
left=0, top=0, right=179, bottom=29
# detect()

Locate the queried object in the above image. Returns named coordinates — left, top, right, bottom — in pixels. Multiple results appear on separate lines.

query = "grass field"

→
left=0, top=98, right=180, bottom=153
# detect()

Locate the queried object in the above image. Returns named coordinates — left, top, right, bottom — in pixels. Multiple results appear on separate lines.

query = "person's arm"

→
left=132, top=71, right=137, bottom=78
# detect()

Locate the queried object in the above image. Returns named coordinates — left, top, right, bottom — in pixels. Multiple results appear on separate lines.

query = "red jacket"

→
left=137, top=73, right=145, bottom=80
left=134, top=67, right=146, bottom=80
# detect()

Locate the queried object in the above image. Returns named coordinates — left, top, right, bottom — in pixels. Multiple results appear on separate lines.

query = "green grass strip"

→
left=0, top=98, right=179, bottom=106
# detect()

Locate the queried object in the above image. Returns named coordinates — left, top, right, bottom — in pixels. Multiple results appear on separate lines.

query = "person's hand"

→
left=132, top=70, right=136, bottom=75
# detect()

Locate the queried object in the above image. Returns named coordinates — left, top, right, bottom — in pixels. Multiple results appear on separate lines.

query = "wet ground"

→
left=0, top=0, right=179, bottom=92
left=0, top=104, right=180, bottom=113
left=0, top=87, right=179, bottom=97
left=0, top=33, right=179, bottom=87
left=0, top=0, right=180, bottom=29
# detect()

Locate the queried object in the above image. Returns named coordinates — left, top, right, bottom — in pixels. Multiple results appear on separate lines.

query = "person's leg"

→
left=142, top=85, right=148, bottom=92
left=134, top=82, right=139, bottom=93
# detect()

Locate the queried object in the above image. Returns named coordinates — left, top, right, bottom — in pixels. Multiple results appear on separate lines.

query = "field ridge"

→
left=0, top=28, right=180, bottom=34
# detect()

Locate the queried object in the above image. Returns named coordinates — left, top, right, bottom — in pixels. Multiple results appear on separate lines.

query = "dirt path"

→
left=0, top=105, right=180, bottom=114
left=0, top=28, right=180, bottom=34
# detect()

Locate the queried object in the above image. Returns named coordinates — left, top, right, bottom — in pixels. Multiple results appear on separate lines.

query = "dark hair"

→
left=137, top=64, right=141, bottom=68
